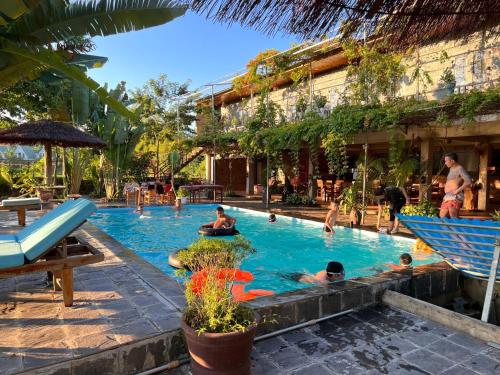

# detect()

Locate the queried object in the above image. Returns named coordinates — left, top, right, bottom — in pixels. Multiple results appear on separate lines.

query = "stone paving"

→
left=167, top=304, right=500, bottom=375
left=0, top=210, right=185, bottom=375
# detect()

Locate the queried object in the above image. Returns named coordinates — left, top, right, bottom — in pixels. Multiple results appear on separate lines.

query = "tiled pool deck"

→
left=169, top=305, right=500, bottom=375
left=1, top=207, right=499, bottom=375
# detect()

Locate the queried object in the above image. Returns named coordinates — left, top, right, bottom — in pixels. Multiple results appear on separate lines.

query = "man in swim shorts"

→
left=212, top=206, right=236, bottom=229
left=298, top=261, right=345, bottom=285
left=375, top=185, right=410, bottom=234
left=440, top=152, right=471, bottom=218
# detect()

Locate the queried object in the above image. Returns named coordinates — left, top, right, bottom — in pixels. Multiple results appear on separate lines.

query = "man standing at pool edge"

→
left=440, top=152, right=471, bottom=218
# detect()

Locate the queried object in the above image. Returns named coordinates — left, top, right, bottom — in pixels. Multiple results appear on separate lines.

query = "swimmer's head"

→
left=400, top=253, right=413, bottom=266
left=269, top=214, right=276, bottom=223
left=216, top=206, right=224, bottom=217
left=326, top=261, right=345, bottom=281
left=444, top=152, right=458, bottom=168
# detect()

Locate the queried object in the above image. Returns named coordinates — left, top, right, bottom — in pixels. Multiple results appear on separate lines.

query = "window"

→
left=453, top=55, right=467, bottom=87
left=472, top=51, right=485, bottom=83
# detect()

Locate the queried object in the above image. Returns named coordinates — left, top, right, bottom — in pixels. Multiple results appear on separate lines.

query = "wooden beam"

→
left=419, top=138, right=434, bottom=200
left=477, top=143, right=492, bottom=211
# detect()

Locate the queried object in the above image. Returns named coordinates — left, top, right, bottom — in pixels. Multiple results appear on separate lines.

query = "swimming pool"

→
left=90, top=205, right=442, bottom=294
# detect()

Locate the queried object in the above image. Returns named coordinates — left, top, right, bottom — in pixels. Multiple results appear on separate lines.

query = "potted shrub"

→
left=339, top=186, right=362, bottom=226
left=177, top=187, right=190, bottom=204
left=176, top=236, right=258, bottom=375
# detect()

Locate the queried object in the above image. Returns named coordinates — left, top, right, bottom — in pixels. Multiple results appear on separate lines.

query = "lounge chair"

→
left=0, top=199, right=103, bottom=306
left=0, top=197, right=41, bottom=226
left=397, top=214, right=500, bottom=322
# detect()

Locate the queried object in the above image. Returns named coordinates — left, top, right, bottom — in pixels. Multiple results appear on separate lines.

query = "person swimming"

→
left=269, top=214, right=277, bottom=223
left=292, top=261, right=345, bottom=285
left=385, top=253, right=413, bottom=271
left=134, top=203, right=144, bottom=215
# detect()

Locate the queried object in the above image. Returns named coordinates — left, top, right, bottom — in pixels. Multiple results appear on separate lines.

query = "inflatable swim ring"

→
left=168, top=249, right=188, bottom=269
left=198, top=224, right=240, bottom=236
left=231, top=284, right=275, bottom=302
left=190, top=268, right=273, bottom=301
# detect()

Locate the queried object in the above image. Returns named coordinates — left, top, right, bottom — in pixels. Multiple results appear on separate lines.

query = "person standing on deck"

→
left=440, top=152, right=472, bottom=218
left=375, top=185, right=410, bottom=234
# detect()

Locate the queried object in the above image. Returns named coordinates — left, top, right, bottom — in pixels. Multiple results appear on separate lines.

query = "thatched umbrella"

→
left=0, top=120, right=106, bottom=186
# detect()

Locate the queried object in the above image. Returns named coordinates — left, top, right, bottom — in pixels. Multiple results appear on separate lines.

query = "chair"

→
left=144, top=190, right=158, bottom=205
left=0, top=199, right=103, bottom=306
left=316, top=180, right=324, bottom=200
left=123, top=182, right=139, bottom=205
left=0, top=197, right=41, bottom=226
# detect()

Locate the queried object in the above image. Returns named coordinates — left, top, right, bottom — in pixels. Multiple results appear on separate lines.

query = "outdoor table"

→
left=180, top=185, right=224, bottom=203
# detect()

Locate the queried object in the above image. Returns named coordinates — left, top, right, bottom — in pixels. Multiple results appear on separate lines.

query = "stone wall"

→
left=249, top=262, right=461, bottom=335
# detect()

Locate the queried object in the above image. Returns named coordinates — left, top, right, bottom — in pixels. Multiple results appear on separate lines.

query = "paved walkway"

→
left=167, top=305, right=500, bottom=375
left=0, top=210, right=185, bottom=375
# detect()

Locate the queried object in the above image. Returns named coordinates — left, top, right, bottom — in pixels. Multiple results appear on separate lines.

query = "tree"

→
left=132, top=74, right=195, bottom=179
left=0, top=0, right=186, bottom=117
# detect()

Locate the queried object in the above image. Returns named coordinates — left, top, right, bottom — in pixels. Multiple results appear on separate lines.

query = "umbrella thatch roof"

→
left=191, top=0, right=500, bottom=46
left=0, top=120, right=106, bottom=148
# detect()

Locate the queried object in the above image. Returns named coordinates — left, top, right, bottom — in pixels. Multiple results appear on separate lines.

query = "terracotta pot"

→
left=181, top=314, right=259, bottom=375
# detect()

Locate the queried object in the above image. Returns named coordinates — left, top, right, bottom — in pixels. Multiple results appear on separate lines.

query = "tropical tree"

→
left=0, top=0, right=186, bottom=117
left=132, top=74, right=196, bottom=179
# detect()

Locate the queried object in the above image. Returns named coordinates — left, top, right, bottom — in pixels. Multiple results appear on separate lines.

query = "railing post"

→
left=481, top=238, right=500, bottom=322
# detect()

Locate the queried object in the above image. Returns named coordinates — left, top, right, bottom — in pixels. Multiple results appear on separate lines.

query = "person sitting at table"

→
left=209, top=206, right=236, bottom=229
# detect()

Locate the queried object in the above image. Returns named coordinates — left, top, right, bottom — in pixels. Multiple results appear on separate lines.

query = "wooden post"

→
left=62, top=268, right=74, bottom=307
left=18, top=208, right=26, bottom=226
left=419, top=138, right=433, bottom=201
left=477, top=143, right=491, bottom=211
left=44, top=144, right=53, bottom=186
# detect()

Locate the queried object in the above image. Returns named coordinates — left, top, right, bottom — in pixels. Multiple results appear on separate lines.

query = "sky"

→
left=88, top=11, right=297, bottom=94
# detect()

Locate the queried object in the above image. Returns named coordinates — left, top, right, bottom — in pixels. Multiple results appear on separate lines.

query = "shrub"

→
left=285, top=193, right=316, bottom=206
left=401, top=198, right=438, bottom=217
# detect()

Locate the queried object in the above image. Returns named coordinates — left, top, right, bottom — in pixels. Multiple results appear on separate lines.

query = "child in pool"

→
left=386, top=253, right=413, bottom=271
left=323, top=201, right=338, bottom=234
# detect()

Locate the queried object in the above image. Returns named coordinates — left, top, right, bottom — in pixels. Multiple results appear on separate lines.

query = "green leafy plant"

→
left=440, top=68, right=456, bottom=86
left=401, top=198, right=438, bottom=217
left=175, top=236, right=256, bottom=333
left=338, top=186, right=360, bottom=214
left=285, top=193, right=316, bottom=206
left=176, top=187, right=190, bottom=198
left=490, top=210, right=500, bottom=221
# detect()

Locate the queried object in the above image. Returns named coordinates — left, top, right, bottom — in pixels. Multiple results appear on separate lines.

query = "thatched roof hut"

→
left=192, top=0, right=500, bottom=46
left=0, top=120, right=105, bottom=186
left=0, top=120, right=106, bottom=148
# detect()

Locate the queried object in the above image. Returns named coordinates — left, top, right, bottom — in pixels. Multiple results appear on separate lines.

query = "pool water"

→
left=90, top=205, right=442, bottom=294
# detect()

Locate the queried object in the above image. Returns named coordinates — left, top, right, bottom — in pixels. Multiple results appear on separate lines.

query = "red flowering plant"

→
left=175, top=236, right=257, bottom=333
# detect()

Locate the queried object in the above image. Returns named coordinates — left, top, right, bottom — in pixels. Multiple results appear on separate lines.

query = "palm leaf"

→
left=1, top=39, right=137, bottom=119
left=11, top=0, right=187, bottom=44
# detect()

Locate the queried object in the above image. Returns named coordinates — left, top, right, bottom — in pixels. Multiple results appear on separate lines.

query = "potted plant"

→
left=339, top=186, right=362, bottom=226
left=177, top=187, right=190, bottom=204
left=439, top=67, right=456, bottom=94
left=176, top=236, right=258, bottom=375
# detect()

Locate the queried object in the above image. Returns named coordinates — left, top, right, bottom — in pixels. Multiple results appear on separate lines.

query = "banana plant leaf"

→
left=10, top=0, right=187, bottom=45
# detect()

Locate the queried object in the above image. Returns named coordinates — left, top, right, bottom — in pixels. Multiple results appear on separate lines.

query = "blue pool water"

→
left=90, top=205, right=443, bottom=294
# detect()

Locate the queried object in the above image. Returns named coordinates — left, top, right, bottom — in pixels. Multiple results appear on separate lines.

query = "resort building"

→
left=196, top=31, right=500, bottom=211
